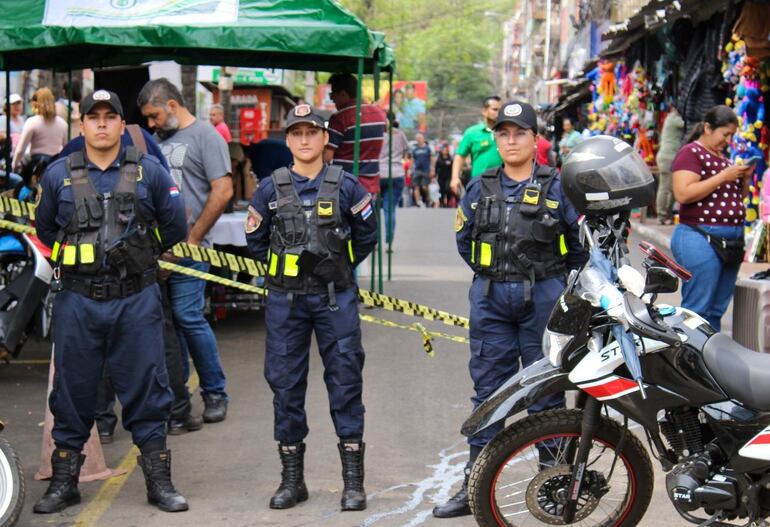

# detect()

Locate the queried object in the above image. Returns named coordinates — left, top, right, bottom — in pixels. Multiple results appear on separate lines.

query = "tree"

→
left=339, top=0, right=515, bottom=137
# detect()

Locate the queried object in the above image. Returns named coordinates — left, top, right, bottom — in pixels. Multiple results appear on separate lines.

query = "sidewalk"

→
left=631, top=219, right=769, bottom=279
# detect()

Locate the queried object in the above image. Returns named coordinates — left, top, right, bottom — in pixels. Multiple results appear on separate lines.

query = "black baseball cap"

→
left=285, top=104, right=326, bottom=130
left=80, top=90, right=124, bottom=119
left=493, top=100, right=537, bottom=131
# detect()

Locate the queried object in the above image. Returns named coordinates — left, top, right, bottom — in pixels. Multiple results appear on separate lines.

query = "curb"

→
left=632, top=222, right=672, bottom=251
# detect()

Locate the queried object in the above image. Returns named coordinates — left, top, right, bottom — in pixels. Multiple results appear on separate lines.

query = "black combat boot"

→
left=33, top=448, right=85, bottom=513
left=270, top=442, right=308, bottom=509
left=137, top=450, right=189, bottom=512
left=432, top=462, right=472, bottom=518
left=338, top=440, right=366, bottom=511
left=167, top=413, right=204, bottom=435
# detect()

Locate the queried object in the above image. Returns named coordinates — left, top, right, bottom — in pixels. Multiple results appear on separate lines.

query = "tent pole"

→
left=373, top=62, right=383, bottom=293
left=66, top=70, right=72, bottom=140
left=387, top=69, right=393, bottom=282
left=4, top=65, right=10, bottom=175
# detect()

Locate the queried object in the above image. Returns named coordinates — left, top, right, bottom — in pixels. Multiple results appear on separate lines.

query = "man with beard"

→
left=138, top=78, right=233, bottom=424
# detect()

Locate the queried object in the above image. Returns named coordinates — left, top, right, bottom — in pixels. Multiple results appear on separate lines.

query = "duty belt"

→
left=62, top=271, right=157, bottom=301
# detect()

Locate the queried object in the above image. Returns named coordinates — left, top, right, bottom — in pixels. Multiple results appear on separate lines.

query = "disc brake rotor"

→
left=525, top=465, right=601, bottom=525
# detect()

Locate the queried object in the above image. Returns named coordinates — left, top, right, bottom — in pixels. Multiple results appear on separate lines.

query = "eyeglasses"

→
left=494, top=129, right=533, bottom=142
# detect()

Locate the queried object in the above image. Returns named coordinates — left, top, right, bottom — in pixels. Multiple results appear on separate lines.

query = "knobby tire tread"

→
left=468, top=409, right=654, bottom=527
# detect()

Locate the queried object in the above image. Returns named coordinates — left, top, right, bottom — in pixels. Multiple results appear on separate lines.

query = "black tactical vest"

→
left=51, top=147, right=160, bottom=280
left=470, top=165, right=569, bottom=285
left=266, top=166, right=356, bottom=294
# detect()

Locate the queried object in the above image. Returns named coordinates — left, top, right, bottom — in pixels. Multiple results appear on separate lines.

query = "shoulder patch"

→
left=268, top=201, right=278, bottom=210
left=350, top=194, right=372, bottom=215
left=455, top=207, right=467, bottom=232
left=545, top=198, right=559, bottom=209
left=63, top=178, right=71, bottom=187
left=244, top=205, right=262, bottom=234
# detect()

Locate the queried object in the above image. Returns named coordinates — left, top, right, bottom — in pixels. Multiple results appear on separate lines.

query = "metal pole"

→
left=373, top=62, right=383, bottom=293
left=544, top=0, right=551, bottom=82
left=66, top=70, right=72, bottom=140
left=387, top=69, right=394, bottom=282
left=4, top=65, right=10, bottom=175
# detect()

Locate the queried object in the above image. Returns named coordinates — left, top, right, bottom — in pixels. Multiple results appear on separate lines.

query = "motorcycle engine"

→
left=666, top=448, right=741, bottom=516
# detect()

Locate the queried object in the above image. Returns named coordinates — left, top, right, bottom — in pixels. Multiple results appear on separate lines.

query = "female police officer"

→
left=246, top=104, right=377, bottom=511
left=34, top=90, right=189, bottom=514
left=433, top=101, right=587, bottom=518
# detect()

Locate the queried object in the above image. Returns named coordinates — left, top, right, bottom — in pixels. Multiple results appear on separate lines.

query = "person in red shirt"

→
left=535, top=120, right=554, bottom=166
left=323, top=73, right=387, bottom=195
left=209, top=104, right=232, bottom=143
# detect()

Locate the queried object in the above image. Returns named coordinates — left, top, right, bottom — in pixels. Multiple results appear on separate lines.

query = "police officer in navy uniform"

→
left=34, top=90, right=189, bottom=514
left=246, top=104, right=377, bottom=511
left=433, top=101, right=587, bottom=518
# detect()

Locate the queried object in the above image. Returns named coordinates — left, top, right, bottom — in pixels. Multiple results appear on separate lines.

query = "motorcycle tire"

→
left=469, top=409, right=653, bottom=527
left=0, top=435, right=24, bottom=527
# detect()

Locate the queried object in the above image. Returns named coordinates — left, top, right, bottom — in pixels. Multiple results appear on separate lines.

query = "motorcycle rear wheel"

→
left=0, top=435, right=24, bottom=527
left=469, top=409, right=653, bottom=527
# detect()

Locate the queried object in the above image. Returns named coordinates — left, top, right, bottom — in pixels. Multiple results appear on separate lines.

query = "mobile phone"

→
left=743, top=155, right=763, bottom=166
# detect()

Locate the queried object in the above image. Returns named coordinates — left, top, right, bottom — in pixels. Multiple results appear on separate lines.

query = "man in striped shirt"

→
left=324, top=73, right=387, bottom=195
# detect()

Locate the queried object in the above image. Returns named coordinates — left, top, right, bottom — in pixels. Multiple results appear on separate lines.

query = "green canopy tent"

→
left=0, top=0, right=395, bottom=290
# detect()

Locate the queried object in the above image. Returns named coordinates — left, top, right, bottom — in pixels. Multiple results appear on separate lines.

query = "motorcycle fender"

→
left=461, top=358, right=573, bottom=437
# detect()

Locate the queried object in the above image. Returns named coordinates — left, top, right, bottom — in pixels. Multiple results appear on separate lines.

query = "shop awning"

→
left=0, top=0, right=394, bottom=73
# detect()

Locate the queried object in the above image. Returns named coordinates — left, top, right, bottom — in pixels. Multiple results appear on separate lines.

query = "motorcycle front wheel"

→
left=0, top=435, right=24, bottom=527
left=469, top=409, right=653, bottom=527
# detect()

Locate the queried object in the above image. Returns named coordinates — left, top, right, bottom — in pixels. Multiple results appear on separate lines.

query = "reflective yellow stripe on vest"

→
left=268, top=252, right=278, bottom=276
left=471, top=240, right=476, bottom=264
left=51, top=241, right=61, bottom=262
left=559, top=234, right=568, bottom=256
left=284, top=254, right=299, bottom=277
left=480, top=242, right=493, bottom=267
left=62, top=245, right=77, bottom=266
left=347, top=240, right=354, bottom=263
left=79, top=244, right=95, bottom=264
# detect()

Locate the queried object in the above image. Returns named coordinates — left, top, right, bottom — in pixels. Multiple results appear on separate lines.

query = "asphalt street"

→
left=0, top=207, right=762, bottom=526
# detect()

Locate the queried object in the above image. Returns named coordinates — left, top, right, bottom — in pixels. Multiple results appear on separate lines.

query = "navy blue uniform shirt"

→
left=36, top=147, right=188, bottom=251
left=456, top=166, right=586, bottom=271
left=246, top=165, right=378, bottom=266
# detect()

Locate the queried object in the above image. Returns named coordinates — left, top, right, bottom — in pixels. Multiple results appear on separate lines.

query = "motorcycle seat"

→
left=704, top=333, right=770, bottom=411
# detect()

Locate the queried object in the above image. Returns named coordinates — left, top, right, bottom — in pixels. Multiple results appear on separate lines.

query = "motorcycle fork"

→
left=563, top=395, right=602, bottom=524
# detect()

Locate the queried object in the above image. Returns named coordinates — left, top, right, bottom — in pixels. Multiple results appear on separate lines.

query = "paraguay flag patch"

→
left=169, top=186, right=180, bottom=197
left=360, top=202, right=373, bottom=220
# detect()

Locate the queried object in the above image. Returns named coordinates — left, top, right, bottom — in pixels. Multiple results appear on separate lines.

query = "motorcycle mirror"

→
left=644, top=266, right=679, bottom=295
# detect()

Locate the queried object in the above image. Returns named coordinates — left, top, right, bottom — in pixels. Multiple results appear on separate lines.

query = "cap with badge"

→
left=285, top=104, right=326, bottom=131
left=80, top=89, right=124, bottom=119
left=493, top=100, right=538, bottom=131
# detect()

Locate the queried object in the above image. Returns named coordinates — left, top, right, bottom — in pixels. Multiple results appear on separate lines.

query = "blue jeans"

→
left=167, top=258, right=227, bottom=398
left=671, top=224, right=742, bottom=331
left=379, top=177, right=405, bottom=244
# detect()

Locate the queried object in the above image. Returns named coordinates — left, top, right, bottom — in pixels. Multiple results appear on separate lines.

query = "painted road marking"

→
left=73, top=371, right=200, bottom=526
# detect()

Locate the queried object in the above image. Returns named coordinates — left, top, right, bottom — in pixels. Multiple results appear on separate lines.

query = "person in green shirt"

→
left=450, top=96, right=502, bottom=196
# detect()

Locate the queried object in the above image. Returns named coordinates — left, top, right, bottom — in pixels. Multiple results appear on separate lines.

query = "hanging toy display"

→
left=723, top=34, right=769, bottom=230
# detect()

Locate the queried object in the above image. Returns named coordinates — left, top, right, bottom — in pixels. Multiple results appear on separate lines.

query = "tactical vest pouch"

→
left=476, top=198, right=501, bottom=231
left=531, top=214, right=559, bottom=243
left=519, top=182, right=542, bottom=217
left=475, top=234, right=497, bottom=268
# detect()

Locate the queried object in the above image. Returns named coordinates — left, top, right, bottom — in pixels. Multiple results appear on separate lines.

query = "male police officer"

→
left=246, top=104, right=377, bottom=511
left=433, top=101, right=587, bottom=518
left=34, top=90, right=189, bottom=514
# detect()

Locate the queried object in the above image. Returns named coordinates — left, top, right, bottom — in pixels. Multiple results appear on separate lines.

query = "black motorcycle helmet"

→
left=561, top=135, right=655, bottom=215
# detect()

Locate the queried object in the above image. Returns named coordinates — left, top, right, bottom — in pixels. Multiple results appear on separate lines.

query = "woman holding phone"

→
left=671, top=105, right=753, bottom=330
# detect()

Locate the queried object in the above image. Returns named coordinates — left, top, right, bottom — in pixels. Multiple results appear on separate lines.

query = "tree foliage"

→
left=339, top=0, right=516, bottom=137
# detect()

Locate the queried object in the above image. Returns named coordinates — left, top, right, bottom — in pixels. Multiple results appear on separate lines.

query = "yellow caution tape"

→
left=0, top=217, right=471, bottom=350
left=357, top=289, right=470, bottom=329
left=0, top=195, right=36, bottom=220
